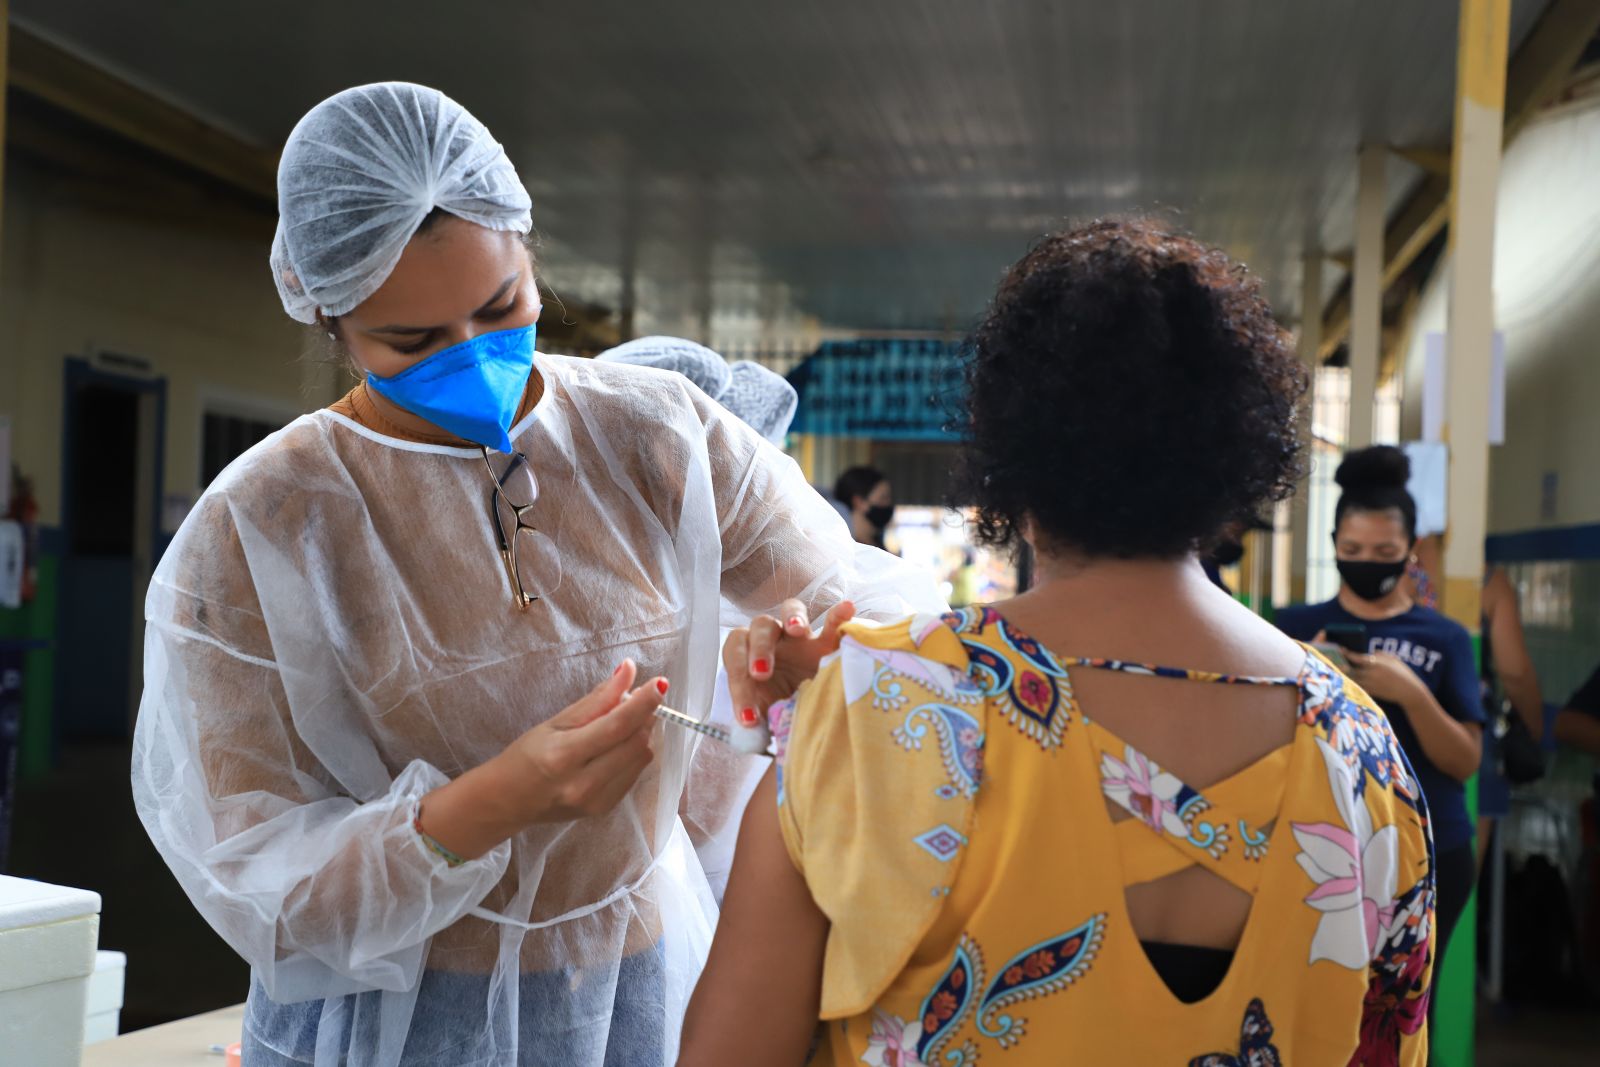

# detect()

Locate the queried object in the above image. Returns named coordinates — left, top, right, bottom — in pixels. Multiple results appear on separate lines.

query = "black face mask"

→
left=865, top=504, right=895, bottom=530
left=1337, top=559, right=1407, bottom=602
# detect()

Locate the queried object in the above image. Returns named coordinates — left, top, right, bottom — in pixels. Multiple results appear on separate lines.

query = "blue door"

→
left=55, top=360, right=165, bottom=743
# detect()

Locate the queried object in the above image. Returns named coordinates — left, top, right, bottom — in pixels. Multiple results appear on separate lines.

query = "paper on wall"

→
left=1421, top=330, right=1506, bottom=445
left=1403, top=441, right=1449, bottom=539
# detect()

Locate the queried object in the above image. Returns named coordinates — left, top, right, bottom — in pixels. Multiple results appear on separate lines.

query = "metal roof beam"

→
left=5, top=24, right=278, bottom=202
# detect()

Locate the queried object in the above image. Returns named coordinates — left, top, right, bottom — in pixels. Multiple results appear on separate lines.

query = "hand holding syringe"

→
left=653, top=704, right=773, bottom=756
left=650, top=599, right=857, bottom=756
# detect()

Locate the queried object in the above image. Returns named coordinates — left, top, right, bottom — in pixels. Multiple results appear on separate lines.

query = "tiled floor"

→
left=1476, top=1002, right=1598, bottom=1067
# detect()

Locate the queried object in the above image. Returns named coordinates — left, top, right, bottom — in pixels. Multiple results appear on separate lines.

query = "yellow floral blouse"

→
left=771, top=606, right=1435, bottom=1066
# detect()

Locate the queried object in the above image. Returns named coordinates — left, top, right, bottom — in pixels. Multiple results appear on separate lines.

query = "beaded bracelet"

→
left=412, top=805, right=467, bottom=868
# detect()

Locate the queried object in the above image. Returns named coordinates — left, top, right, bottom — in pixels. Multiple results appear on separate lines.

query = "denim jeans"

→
left=241, top=944, right=667, bottom=1067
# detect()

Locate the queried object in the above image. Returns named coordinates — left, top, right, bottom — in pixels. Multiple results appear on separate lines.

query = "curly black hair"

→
left=953, top=216, right=1309, bottom=559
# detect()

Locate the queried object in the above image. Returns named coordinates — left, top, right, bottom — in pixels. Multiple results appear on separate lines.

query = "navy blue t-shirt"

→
left=1276, top=599, right=1485, bottom=851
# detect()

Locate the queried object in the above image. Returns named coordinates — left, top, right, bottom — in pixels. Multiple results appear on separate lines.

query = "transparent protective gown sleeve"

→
left=131, top=354, right=945, bottom=1066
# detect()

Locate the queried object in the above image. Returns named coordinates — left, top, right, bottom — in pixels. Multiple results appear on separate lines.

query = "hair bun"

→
left=1335, top=445, right=1410, bottom=491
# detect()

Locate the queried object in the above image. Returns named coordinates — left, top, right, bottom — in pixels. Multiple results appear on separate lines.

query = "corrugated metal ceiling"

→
left=10, top=0, right=1549, bottom=335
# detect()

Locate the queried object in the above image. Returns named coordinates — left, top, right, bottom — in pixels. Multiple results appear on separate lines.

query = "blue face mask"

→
left=366, top=324, right=537, bottom=452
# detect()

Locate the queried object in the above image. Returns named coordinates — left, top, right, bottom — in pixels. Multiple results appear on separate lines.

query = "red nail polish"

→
left=788, top=616, right=803, bottom=629
left=737, top=706, right=759, bottom=726
left=656, top=679, right=669, bottom=695
left=614, top=664, right=624, bottom=676
left=754, top=658, right=770, bottom=674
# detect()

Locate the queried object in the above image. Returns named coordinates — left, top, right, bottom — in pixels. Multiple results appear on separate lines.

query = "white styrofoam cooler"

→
left=84, top=950, right=127, bottom=1044
left=0, top=875, right=102, bottom=1067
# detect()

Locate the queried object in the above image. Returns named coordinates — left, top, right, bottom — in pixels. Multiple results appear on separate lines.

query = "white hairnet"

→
left=599, top=337, right=798, bottom=445
left=271, top=82, right=533, bottom=324
left=133, top=353, right=944, bottom=1065
left=723, top=362, right=799, bottom=445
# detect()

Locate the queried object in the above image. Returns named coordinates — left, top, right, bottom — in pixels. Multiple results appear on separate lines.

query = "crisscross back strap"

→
left=1091, top=720, right=1289, bottom=895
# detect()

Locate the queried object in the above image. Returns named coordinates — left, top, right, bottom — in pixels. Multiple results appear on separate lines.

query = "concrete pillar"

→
left=1442, top=0, right=1509, bottom=631
left=1281, top=251, right=1324, bottom=606
left=1348, top=144, right=1386, bottom=449
left=1436, top=7, right=1511, bottom=1064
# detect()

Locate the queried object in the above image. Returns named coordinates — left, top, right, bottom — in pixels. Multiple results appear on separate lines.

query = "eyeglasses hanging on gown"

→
left=479, top=448, right=562, bottom=612
left=481, top=448, right=769, bottom=753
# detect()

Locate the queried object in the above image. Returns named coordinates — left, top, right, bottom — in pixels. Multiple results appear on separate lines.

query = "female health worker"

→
left=131, top=83, right=940, bottom=1067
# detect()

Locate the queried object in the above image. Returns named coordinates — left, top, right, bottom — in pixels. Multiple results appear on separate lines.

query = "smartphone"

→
left=1322, top=623, right=1370, bottom=654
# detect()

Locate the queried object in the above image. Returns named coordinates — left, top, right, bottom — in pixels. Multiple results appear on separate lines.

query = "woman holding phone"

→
left=1275, top=445, right=1483, bottom=1032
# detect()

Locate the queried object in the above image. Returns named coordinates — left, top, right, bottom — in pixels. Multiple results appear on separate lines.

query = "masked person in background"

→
left=131, top=83, right=942, bottom=1067
left=1275, top=445, right=1483, bottom=1038
left=834, top=466, right=894, bottom=549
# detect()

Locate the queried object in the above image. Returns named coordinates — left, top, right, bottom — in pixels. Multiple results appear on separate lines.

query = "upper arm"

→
left=626, top=378, right=831, bottom=620
left=696, top=392, right=834, bottom=617
left=684, top=627, right=972, bottom=1061
left=146, top=494, right=327, bottom=818
left=703, top=400, right=943, bottom=623
left=1485, top=571, right=1536, bottom=679
left=681, top=767, right=828, bottom=1067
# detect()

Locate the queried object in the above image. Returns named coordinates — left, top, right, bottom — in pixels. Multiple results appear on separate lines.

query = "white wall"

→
left=1399, top=95, right=1600, bottom=535
left=0, top=158, right=343, bottom=528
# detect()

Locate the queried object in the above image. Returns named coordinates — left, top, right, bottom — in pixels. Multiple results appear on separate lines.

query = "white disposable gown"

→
left=132, top=354, right=945, bottom=1065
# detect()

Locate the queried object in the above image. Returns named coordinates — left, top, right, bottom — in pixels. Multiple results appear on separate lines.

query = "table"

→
left=82, top=1003, right=244, bottom=1066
